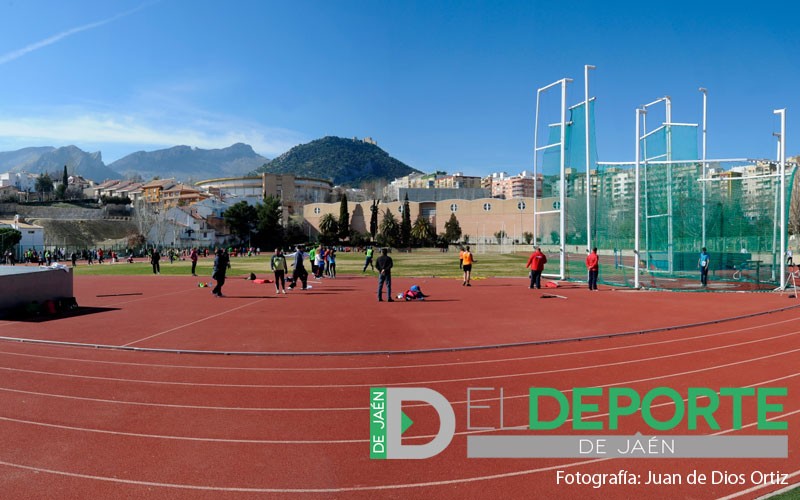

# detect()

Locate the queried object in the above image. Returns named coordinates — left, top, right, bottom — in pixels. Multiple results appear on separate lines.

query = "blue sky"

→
left=0, top=0, right=797, bottom=176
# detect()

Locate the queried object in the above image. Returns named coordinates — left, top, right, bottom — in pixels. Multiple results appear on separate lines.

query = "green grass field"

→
left=70, top=249, right=532, bottom=279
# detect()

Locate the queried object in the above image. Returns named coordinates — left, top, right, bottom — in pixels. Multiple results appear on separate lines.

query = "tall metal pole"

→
left=699, top=88, right=708, bottom=248
left=559, top=78, right=568, bottom=280
left=635, top=108, right=646, bottom=289
left=533, top=90, right=541, bottom=245
left=775, top=109, right=787, bottom=289
left=585, top=65, right=595, bottom=255
left=665, top=96, right=673, bottom=273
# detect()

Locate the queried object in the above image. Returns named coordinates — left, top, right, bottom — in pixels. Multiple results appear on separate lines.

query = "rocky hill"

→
left=110, top=143, right=268, bottom=182
left=253, top=136, right=420, bottom=186
left=0, top=146, right=121, bottom=182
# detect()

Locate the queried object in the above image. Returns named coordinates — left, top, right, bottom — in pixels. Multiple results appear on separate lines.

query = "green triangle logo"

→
left=400, top=410, right=414, bottom=435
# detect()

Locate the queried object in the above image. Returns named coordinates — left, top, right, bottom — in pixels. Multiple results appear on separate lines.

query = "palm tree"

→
left=379, top=209, right=400, bottom=247
left=319, top=213, right=339, bottom=244
left=411, top=215, right=435, bottom=247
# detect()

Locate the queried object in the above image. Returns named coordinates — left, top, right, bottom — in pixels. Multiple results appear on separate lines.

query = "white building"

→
left=0, top=215, right=44, bottom=260
left=0, top=172, right=37, bottom=192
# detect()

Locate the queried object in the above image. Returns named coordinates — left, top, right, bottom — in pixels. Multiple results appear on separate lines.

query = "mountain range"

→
left=0, top=144, right=268, bottom=183
left=0, top=137, right=419, bottom=186
left=0, top=146, right=120, bottom=182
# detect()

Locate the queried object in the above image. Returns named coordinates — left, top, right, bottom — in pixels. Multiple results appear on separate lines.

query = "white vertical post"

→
left=533, top=90, right=541, bottom=245
left=775, top=109, right=787, bottom=289
left=699, top=88, right=708, bottom=248
left=635, top=108, right=646, bottom=289
left=559, top=79, right=568, bottom=280
left=585, top=65, right=595, bottom=255
left=665, top=96, right=673, bottom=274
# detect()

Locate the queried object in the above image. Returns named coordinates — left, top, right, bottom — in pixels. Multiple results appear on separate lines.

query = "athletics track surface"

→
left=0, top=273, right=798, bottom=499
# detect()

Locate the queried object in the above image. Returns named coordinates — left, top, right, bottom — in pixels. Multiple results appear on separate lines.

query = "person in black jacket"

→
left=150, top=248, right=161, bottom=274
left=376, top=248, right=394, bottom=302
left=211, top=248, right=231, bottom=297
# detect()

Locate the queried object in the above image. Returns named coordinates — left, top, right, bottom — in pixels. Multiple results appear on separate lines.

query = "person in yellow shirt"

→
left=461, top=245, right=476, bottom=286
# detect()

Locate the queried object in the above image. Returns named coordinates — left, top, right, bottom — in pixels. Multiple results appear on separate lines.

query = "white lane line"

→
left=0, top=410, right=797, bottom=493
left=3, top=312, right=799, bottom=372
left=0, top=416, right=363, bottom=444
left=1, top=372, right=798, bottom=445
left=0, top=457, right=609, bottom=493
left=0, top=348, right=798, bottom=413
left=1, top=329, right=799, bottom=388
left=122, top=299, right=267, bottom=347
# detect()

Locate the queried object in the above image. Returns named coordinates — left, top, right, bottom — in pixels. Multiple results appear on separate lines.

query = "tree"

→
left=444, top=212, right=462, bottom=243
left=35, top=173, right=54, bottom=197
left=223, top=201, right=258, bottom=244
left=56, top=165, right=68, bottom=200
left=400, top=193, right=411, bottom=247
left=0, top=227, right=21, bottom=256
left=494, top=230, right=507, bottom=244
left=285, top=214, right=307, bottom=247
left=523, top=232, right=534, bottom=245
left=378, top=208, right=400, bottom=248
left=411, top=214, right=435, bottom=247
left=319, top=213, right=339, bottom=244
left=338, top=194, right=350, bottom=241
left=369, top=199, right=380, bottom=241
left=127, top=232, right=146, bottom=252
left=255, top=195, right=284, bottom=250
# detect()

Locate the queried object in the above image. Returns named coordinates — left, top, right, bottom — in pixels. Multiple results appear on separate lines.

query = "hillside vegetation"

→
left=253, top=136, right=420, bottom=185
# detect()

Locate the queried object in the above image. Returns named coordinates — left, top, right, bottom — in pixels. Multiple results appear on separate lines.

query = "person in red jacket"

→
left=586, top=247, right=599, bottom=291
left=526, top=246, right=547, bottom=289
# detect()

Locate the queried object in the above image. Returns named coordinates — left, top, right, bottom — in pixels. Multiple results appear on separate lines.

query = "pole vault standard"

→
left=775, top=108, right=787, bottom=289
left=699, top=88, right=708, bottom=248
left=635, top=107, right=646, bottom=289
left=641, top=96, right=673, bottom=274
left=585, top=65, right=596, bottom=255
left=533, top=77, right=571, bottom=280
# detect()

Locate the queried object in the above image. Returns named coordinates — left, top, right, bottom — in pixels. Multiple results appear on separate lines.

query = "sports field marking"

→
left=0, top=416, right=364, bottom=444
left=1, top=312, right=799, bottom=371
left=1, top=371, right=798, bottom=445
left=122, top=298, right=267, bottom=347
left=4, top=328, right=796, bottom=388
left=0, top=411, right=797, bottom=493
left=1, top=344, right=798, bottom=413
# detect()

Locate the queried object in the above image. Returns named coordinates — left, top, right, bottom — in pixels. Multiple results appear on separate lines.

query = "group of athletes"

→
left=207, top=243, right=606, bottom=298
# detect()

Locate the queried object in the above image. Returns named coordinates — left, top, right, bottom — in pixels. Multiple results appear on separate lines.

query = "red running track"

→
left=0, top=274, right=798, bottom=499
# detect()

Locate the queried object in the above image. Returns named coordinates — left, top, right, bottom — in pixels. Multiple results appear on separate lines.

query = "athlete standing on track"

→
left=211, top=248, right=231, bottom=297
left=376, top=248, right=394, bottom=302
left=526, top=246, right=547, bottom=289
left=271, top=248, right=288, bottom=294
left=699, top=247, right=710, bottom=287
left=288, top=245, right=309, bottom=290
left=461, top=245, right=475, bottom=286
left=586, top=247, right=599, bottom=291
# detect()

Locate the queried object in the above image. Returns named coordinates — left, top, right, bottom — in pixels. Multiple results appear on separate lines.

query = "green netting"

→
left=533, top=92, right=792, bottom=290
left=641, top=125, right=698, bottom=162
left=559, top=160, right=796, bottom=290
left=541, top=100, right=597, bottom=175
